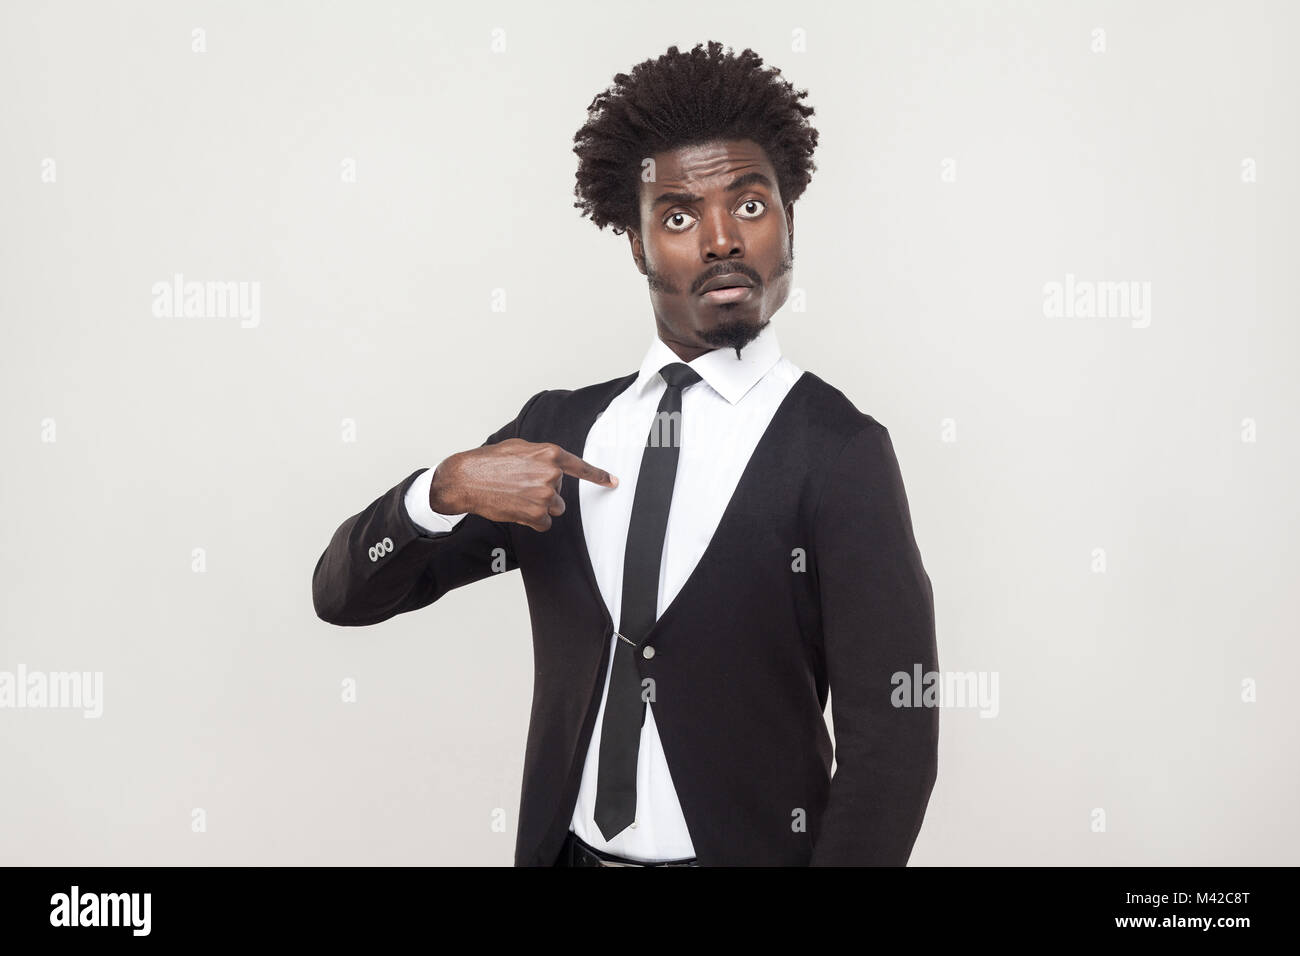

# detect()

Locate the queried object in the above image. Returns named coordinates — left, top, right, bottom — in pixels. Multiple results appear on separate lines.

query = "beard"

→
left=699, top=314, right=770, bottom=359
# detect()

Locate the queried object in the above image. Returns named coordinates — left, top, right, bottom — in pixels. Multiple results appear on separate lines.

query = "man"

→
left=312, top=41, right=939, bottom=867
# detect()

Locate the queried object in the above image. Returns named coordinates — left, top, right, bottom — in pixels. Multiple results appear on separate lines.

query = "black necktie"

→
left=594, top=361, right=703, bottom=841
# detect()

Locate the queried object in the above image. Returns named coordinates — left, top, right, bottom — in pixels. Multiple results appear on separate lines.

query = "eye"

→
left=664, top=211, right=695, bottom=232
left=737, top=199, right=766, bottom=218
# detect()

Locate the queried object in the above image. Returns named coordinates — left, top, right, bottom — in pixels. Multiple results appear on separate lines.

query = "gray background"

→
left=1, top=0, right=1296, bottom=865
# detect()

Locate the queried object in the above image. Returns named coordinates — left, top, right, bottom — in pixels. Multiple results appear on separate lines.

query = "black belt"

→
left=559, top=830, right=699, bottom=867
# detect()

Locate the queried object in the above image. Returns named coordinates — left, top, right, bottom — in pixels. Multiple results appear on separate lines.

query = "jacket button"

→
left=642, top=645, right=655, bottom=659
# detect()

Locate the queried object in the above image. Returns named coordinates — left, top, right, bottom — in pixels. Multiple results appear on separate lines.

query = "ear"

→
left=627, top=228, right=647, bottom=276
left=785, top=202, right=795, bottom=245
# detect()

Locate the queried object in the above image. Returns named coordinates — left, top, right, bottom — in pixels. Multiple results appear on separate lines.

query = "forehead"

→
left=643, top=139, right=775, bottom=188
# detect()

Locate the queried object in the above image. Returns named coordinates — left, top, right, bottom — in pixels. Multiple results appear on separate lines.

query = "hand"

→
left=430, top=438, right=618, bottom=532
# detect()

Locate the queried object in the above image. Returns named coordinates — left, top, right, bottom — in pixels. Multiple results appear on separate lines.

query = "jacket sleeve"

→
left=808, top=422, right=939, bottom=865
left=311, top=389, right=547, bottom=626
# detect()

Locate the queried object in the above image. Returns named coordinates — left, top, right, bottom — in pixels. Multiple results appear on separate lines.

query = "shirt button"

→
left=642, top=645, right=655, bottom=659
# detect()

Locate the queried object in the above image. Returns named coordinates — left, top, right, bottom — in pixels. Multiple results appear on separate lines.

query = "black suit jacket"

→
left=312, top=369, right=939, bottom=866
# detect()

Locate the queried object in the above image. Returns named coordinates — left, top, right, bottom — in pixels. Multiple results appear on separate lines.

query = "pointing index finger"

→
left=554, top=446, right=618, bottom=487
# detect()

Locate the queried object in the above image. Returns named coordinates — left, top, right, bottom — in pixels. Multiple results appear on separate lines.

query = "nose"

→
left=701, top=205, right=743, bottom=260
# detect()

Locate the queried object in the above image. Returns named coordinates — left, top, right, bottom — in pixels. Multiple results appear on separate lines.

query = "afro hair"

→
left=572, top=41, right=819, bottom=237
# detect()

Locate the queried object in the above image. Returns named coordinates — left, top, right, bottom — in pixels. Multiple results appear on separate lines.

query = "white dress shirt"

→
left=405, top=319, right=803, bottom=861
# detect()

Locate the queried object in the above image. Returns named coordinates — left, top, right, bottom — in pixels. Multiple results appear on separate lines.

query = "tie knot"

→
left=659, top=362, right=702, bottom=390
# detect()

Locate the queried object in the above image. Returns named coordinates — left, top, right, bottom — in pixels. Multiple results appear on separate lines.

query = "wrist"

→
left=428, top=458, right=465, bottom=514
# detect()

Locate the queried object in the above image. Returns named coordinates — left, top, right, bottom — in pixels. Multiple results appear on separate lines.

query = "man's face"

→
left=627, top=139, right=795, bottom=361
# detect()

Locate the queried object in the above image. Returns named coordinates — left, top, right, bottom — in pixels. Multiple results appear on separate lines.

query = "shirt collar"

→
left=633, top=319, right=784, bottom=406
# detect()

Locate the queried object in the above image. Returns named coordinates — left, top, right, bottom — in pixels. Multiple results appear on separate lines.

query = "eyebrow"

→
left=651, top=171, right=774, bottom=209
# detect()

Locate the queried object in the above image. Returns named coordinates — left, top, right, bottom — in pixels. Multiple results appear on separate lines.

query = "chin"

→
left=699, top=314, right=768, bottom=352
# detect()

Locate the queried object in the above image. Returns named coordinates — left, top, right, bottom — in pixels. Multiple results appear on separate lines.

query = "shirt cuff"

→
left=404, top=468, right=470, bottom=536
